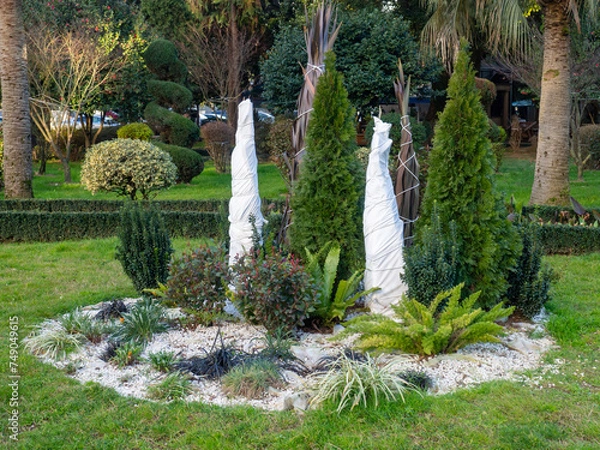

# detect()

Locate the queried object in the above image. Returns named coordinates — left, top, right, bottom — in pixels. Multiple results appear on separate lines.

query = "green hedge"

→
left=0, top=210, right=222, bottom=242
left=536, top=223, right=600, bottom=255
left=0, top=199, right=286, bottom=213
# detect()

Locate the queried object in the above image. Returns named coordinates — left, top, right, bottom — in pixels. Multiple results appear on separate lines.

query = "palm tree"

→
left=421, top=0, right=597, bottom=205
left=0, top=0, right=33, bottom=198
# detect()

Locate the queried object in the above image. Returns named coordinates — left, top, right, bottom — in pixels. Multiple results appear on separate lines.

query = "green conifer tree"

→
left=289, top=52, right=364, bottom=280
left=417, top=43, right=520, bottom=307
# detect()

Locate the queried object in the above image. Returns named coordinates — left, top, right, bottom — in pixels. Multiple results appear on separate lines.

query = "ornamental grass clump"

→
left=311, top=352, right=412, bottom=414
left=24, top=321, right=85, bottom=360
left=81, top=138, right=177, bottom=200
left=112, top=297, right=168, bottom=344
left=147, top=372, right=193, bottom=401
left=221, top=359, right=283, bottom=399
left=339, top=284, right=514, bottom=356
left=58, top=309, right=110, bottom=343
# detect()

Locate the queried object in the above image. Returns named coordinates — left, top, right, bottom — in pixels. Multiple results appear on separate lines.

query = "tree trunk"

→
left=0, top=0, right=33, bottom=198
left=529, top=0, right=571, bottom=205
left=226, top=3, right=240, bottom=130
left=60, top=156, right=72, bottom=183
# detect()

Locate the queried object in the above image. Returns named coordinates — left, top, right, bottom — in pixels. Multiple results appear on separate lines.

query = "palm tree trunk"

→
left=529, top=0, right=571, bottom=205
left=0, top=0, right=33, bottom=198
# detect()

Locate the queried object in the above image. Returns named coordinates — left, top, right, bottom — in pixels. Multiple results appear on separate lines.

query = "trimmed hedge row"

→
left=0, top=211, right=222, bottom=242
left=0, top=198, right=286, bottom=213
left=537, top=223, right=600, bottom=255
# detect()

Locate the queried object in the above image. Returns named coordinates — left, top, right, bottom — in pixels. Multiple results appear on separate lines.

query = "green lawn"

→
left=1, top=160, right=288, bottom=201
left=0, top=239, right=598, bottom=449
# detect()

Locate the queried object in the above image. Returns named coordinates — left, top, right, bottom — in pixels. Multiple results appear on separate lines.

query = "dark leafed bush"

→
left=115, top=202, right=174, bottom=293
left=147, top=80, right=193, bottom=113
left=505, top=222, right=553, bottom=318
left=165, top=244, right=228, bottom=313
left=143, top=39, right=187, bottom=83
left=201, top=121, right=235, bottom=173
left=154, top=142, right=204, bottom=183
left=117, top=123, right=154, bottom=141
left=228, top=250, right=318, bottom=333
left=144, top=102, right=199, bottom=148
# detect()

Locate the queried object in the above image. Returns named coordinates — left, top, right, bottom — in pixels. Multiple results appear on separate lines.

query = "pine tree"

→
left=417, top=43, right=520, bottom=307
left=289, top=52, right=364, bottom=280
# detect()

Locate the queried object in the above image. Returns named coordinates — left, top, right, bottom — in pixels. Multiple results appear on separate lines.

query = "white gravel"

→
left=34, top=299, right=561, bottom=411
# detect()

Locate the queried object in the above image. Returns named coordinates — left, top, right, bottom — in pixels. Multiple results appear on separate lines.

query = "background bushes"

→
left=117, top=123, right=154, bottom=141
left=200, top=121, right=235, bottom=173
left=154, top=142, right=204, bottom=183
left=580, top=124, right=600, bottom=169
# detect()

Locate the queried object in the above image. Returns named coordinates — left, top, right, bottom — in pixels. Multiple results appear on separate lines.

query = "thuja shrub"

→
left=81, top=139, right=177, bottom=200
left=201, top=121, right=235, bottom=174
left=228, top=250, right=318, bottom=333
left=154, top=142, right=204, bottom=183
left=115, top=202, right=174, bottom=293
left=117, top=123, right=154, bottom=141
left=505, top=222, right=554, bottom=318
left=417, top=43, right=520, bottom=308
left=290, top=52, right=365, bottom=280
left=165, top=244, right=228, bottom=313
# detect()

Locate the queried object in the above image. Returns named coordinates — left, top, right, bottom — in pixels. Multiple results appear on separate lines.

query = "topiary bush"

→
left=290, top=52, right=365, bottom=281
left=115, top=202, right=174, bottom=293
left=81, top=138, right=177, bottom=200
left=201, top=121, right=235, bottom=173
left=416, top=43, right=521, bottom=308
left=154, top=142, right=204, bottom=183
left=143, top=38, right=187, bottom=83
left=144, top=102, right=199, bottom=148
left=117, top=123, right=154, bottom=141
left=147, top=80, right=193, bottom=113
left=228, top=250, right=318, bottom=333
left=165, top=244, right=228, bottom=313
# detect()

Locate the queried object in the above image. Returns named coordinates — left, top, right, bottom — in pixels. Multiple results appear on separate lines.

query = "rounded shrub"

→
left=154, top=142, right=204, bottom=183
left=201, top=121, right=235, bottom=173
left=81, top=138, right=177, bottom=200
left=145, top=102, right=199, bottom=148
left=143, top=38, right=187, bottom=83
left=117, top=123, right=154, bottom=141
left=147, top=80, right=193, bottom=113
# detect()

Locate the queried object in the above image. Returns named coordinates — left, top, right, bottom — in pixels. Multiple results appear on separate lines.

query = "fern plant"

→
left=339, top=284, right=514, bottom=356
left=305, top=242, right=379, bottom=325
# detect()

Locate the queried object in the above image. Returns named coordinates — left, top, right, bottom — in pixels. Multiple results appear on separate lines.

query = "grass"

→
left=1, top=156, right=599, bottom=448
left=0, top=160, right=288, bottom=200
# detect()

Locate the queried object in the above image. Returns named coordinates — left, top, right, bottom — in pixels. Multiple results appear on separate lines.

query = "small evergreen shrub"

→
left=339, top=284, right=514, bottom=356
left=147, top=372, right=192, bottom=401
left=290, top=52, right=365, bottom=281
left=417, top=43, right=520, bottom=307
left=81, top=138, right=177, bottom=200
left=143, top=39, right=187, bottom=83
left=112, top=297, right=168, bottom=343
left=144, top=103, right=199, bottom=148
left=117, top=123, right=154, bottom=141
left=402, top=205, right=459, bottom=307
left=201, top=121, right=235, bottom=173
left=221, top=359, right=283, bottom=399
left=147, top=80, right=193, bottom=113
left=165, top=244, right=228, bottom=313
left=154, top=142, right=204, bottom=183
left=115, top=202, right=174, bottom=293
left=310, top=352, right=411, bottom=414
left=228, top=250, right=318, bottom=333
left=505, top=222, right=554, bottom=318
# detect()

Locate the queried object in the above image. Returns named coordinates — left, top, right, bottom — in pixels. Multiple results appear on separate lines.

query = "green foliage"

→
left=290, top=52, right=364, bottom=281
left=165, top=244, right=228, bottom=313
left=580, top=124, right=600, bottom=169
left=143, top=38, right=188, bottom=83
left=418, top=44, right=520, bottom=307
left=305, top=242, right=379, bottom=325
left=311, top=352, right=410, bottom=414
left=259, top=328, right=295, bottom=361
left=506, top=222, right=553, bottom=318
left=110, top=341, right=145, bottom=367
left=145, top=102, right=199, bottom=148
left=147, top=372, right=193, bottom=401
left=81, top=139, right=177, bottom=200
left=340, top=284, right=514, bottom=356
left=147, top=80, right=193, bottom=113
left=147, top=350, right=179, bottom=373
left=402, top=204, right=459, bottom=306
left=228, top=250, right=318, bottom=333
left=117, top=123, right=154, bottom=141
left=24, top=321, right=85, bottom=360
left=221, top=359, right=283, bottom=399
left=112, top=297, right=168, bottom=344
left=57, top=309, right=109, bottom=343
left=115, top=202, right=174, bottom=293
left=154, top=142, right=204, bottom=184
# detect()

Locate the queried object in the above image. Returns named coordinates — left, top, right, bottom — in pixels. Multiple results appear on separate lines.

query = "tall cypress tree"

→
left=290, top=52, right=364, bottom=280
left=417, top=43, right=520, bottom=307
